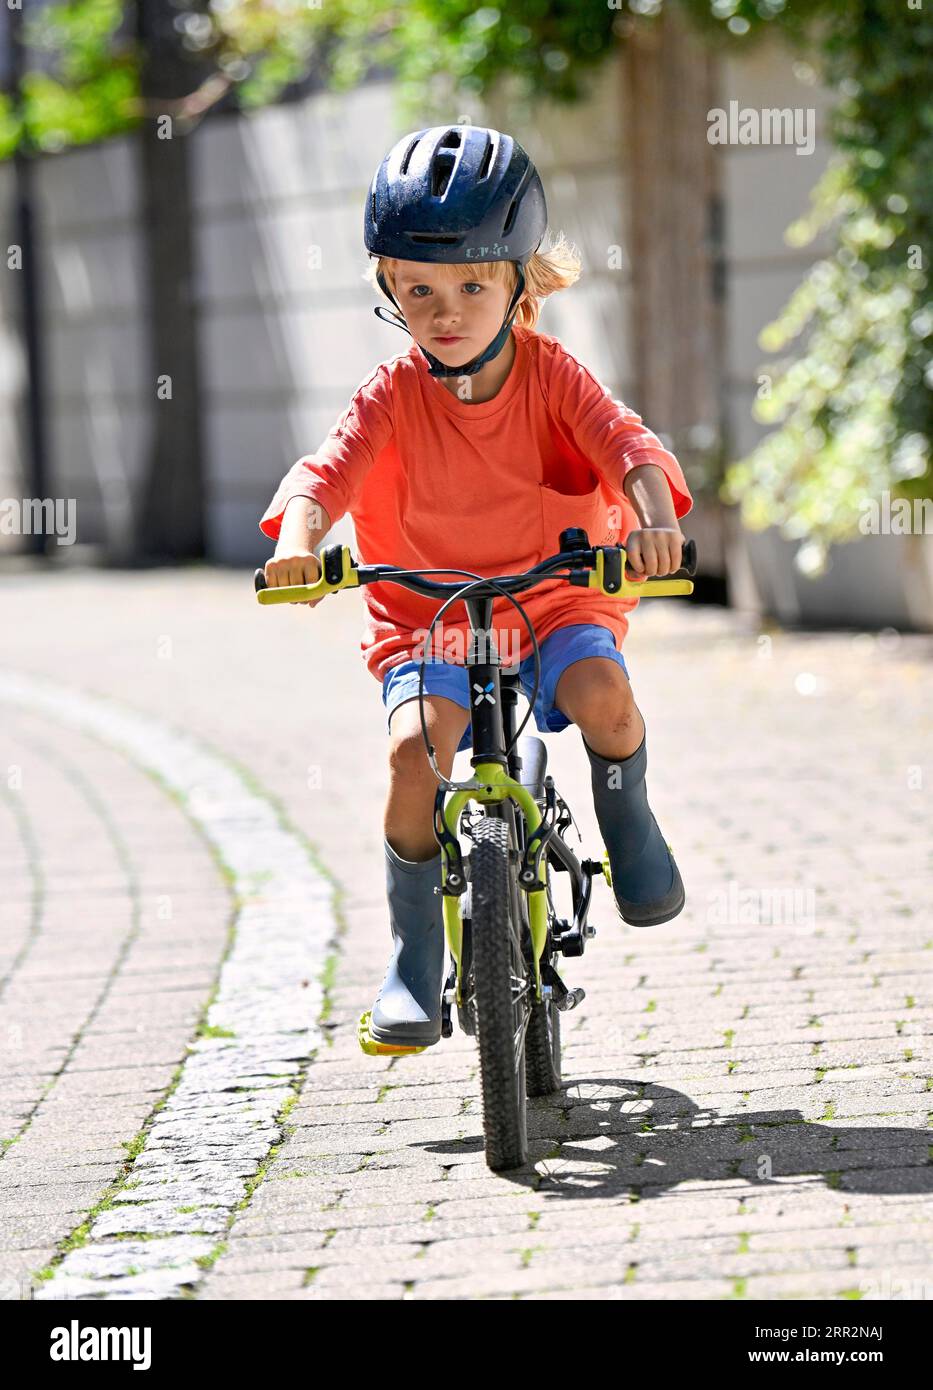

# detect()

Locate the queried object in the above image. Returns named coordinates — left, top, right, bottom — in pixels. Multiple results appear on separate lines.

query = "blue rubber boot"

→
left=584, top=731, right=685, bottom=927
left=369, top=838, right=447, bottom=1046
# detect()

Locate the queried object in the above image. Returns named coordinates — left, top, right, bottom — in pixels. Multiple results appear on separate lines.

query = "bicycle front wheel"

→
left=470, top=814, right=532, bottom=1171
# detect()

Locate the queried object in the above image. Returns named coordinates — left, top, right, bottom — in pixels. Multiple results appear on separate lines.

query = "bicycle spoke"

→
left=513, top=1008, right=531, bottom=1071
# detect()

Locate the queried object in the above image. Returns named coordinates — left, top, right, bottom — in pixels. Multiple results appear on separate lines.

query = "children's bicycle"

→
left=255, top=528, right=697, bottom=1171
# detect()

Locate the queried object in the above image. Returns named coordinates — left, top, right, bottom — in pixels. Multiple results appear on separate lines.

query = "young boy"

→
left=259, top=125, right=693, bottom=1049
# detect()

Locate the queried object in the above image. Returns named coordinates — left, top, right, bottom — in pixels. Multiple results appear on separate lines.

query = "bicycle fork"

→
left=432, top=764, right=555, bottom=1008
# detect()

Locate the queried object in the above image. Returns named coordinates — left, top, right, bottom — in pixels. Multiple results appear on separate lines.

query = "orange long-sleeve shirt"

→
left=258, top=325, right=693, bottom=681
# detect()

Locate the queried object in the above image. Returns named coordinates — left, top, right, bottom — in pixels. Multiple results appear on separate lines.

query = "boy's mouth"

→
left=434, top=335, right=465, bottom=345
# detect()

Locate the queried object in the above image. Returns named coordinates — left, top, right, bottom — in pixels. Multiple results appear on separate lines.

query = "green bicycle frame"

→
left=440, top=761, right=548, bottom=1006
left=431, top=589, right=552, bottom=1008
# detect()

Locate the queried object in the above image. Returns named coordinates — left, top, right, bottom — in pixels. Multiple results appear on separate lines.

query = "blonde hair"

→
left=363, top=229, right=582, bottom=331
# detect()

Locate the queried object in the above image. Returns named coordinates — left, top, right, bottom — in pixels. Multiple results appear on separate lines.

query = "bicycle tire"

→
left=456, top=882, right=475, bottom=1038
left=470, top=815, right=531, bottom=1171
left=524, top=971, right=562, bottom=1096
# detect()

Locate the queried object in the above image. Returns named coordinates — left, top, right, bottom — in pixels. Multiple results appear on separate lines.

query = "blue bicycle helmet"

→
left=364, top=125, right=547, bottom=378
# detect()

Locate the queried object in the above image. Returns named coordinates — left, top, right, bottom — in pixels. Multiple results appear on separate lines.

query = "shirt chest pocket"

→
left=538, top=476, right=623, bottom=554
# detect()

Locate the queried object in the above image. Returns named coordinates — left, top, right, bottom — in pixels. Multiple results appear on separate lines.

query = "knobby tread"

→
left=521, top=856, right=562, bottom=1097
left=525, top=990, right=562, bottom=1096
left=470, top=815, right=528, bottom=1171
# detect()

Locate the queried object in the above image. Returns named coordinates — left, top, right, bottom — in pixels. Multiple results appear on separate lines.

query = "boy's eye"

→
left=408, top=282, right=483, bottom=297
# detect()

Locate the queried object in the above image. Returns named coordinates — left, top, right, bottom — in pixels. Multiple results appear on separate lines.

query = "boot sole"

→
left=611, top=859, right=686, bottom=928
left=358, top=1011, right=435, bottom=1055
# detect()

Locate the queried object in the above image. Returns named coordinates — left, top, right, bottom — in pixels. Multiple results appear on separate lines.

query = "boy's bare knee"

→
left=388, top=729, right=436, bottom=781
left=387, top=696, right=467, bottom=781
left=556, top=659, right=632, bottom=730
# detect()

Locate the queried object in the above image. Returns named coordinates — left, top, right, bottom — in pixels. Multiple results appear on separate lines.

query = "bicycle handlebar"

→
left=253, top=530, right=697, bottom=606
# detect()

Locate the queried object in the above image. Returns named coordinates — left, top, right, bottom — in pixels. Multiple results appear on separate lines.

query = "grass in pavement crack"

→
left=519, top=1247, right=544, bottom=1269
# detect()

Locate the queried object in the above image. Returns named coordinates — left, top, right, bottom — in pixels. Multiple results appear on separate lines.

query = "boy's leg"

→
left=385, top=693, right=470, bottom=860
left=552, top=641, right=685, bottom=927
left=370, top=689, right=470, bottom=1046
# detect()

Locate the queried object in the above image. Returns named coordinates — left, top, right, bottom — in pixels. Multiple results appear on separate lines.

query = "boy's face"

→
left=390, top=260, right=518, bottom=366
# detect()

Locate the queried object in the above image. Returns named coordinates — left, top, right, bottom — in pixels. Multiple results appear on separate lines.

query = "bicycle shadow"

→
left=427, top=1078, right=933, bottom=1194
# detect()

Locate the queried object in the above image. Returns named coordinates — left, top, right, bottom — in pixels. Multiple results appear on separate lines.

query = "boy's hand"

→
left=264, top=550, right=323, bottom=607
left=624, top=528, right=684, bottom=579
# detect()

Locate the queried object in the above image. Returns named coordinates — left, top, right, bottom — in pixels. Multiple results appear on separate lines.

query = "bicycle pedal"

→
left=356, top=1011, right=429, bottom=1057
left=555, top=987, right=586, bottom=1013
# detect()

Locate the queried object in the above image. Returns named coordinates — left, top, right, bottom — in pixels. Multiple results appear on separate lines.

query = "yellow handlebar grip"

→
left=587, top=547, right=695, bottom=599
left=621, top=578, right=694, bottom=597
left=255, top=545, right=360, bottom=604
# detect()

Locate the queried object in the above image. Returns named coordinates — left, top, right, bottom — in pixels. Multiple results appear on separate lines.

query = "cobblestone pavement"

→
left=1, top=562, right=931, bottom=1301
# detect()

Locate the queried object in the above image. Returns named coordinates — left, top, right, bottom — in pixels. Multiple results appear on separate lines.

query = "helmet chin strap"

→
left=373, top=267, right=526, bottom=378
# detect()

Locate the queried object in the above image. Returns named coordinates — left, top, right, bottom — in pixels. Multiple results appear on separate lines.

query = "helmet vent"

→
left=439, top=129, right=462, bottom=148
left=477, top=136, right=494, bottom=181
left=407, top=232, right=461, bottom=245
left=400, top=136, right=420, bottom=176
left=430, top=152, right=456, bottom=197
left=502, top=197, right=519, bottom=237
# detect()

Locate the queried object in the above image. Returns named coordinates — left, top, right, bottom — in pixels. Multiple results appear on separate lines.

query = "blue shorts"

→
left=382, top=623, right=630, bottom=754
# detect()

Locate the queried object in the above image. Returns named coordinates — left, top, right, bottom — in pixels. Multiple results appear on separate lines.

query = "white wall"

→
left=719, top=42, right=836, bottom=460
left=0, top=139, right=149, bottom=555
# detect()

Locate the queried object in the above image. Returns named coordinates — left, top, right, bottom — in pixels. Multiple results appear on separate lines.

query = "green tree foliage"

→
left=685, top=0, right=932, bottom=552
left=0, top=1, right=135, bottom=155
